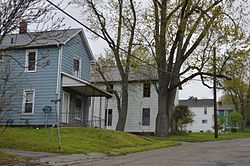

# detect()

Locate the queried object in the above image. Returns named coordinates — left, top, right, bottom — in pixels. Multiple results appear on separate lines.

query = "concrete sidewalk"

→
left=0, top=148, right=108, bottom=166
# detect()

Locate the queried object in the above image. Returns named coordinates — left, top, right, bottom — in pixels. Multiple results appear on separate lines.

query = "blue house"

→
left=0, top=27, right=110, bottom=126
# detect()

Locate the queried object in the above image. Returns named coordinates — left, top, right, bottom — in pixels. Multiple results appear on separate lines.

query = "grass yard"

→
left=0, top=127, right=179, bottom=155
left=1, top=127, right=250, bottom=156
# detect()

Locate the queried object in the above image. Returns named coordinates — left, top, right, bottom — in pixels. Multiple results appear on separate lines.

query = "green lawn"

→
left=0, top=127, right=178, bottom=155
left=1, top=127, right=250, bottom=155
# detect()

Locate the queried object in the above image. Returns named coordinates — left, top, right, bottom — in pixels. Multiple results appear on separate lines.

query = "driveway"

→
left=3, top=138, right=250, bottom=166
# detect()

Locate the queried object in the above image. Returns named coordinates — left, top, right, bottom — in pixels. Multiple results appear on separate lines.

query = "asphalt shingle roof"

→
left=0, top=28, right=81, bottom=49
left=91, top=65, right=158, bottom=82
left=179, top=99, right=214, bottom=107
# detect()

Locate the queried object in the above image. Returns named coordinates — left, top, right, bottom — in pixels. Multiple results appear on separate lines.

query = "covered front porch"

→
left=60, top=72, right=111, bottom=126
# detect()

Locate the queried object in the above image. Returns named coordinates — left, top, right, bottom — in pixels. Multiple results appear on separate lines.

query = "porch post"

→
left=91, top=97, right=95, bottom=127
left=104, top=97, right=109, bottom=129
left=99, top=97, right=102, bottom=128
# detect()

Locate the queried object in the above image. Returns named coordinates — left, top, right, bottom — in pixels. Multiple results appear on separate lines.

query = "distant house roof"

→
left=179, top=98, right=214, bottom=107
left=217, top=104, right=235, bottom=111
left=0, top=28, right=95, bottom=61
left=91, top=65, right=158, bottom=83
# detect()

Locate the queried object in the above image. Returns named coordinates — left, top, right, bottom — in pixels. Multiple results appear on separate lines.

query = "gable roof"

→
left=0, top=28, right=95, bottom=61
left=91, top=65, right=158, bottom=83
left=179, top=99, right=214, bottom=107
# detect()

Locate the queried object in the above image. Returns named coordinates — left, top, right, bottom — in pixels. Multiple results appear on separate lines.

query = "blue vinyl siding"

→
left=0, top=32, right=93, bottom=126
left=61, top=33, right=91, bottom=81
left=0, top=47, right=59, bottom=125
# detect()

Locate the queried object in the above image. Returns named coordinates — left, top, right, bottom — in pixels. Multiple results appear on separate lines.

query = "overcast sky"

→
left=48, top=0, right=221, bottom=100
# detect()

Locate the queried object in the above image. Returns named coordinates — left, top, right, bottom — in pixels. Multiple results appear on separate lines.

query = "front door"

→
left=62, top=92, right=70, bottom=123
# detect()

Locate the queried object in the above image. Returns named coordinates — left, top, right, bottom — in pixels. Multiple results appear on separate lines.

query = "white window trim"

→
left=73, top=56, right=81, bottom=78
left=22, top=89, right=35, bottom=115
left=25, top=49, right=38, bottom=72
left=75, top=96, right=82, bottom=120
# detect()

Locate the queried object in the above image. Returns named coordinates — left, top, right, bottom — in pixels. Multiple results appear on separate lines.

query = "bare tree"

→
left=74, top=0, right=138, bottom=131
left=0, top=0, right=64, bottom=113
left=146, top=0, right=249, bottom=136
left=73, top=0, right=248, bottom=136
left=218, top=49, right=250, bottom=129
left=0, top=57, right=24, bottom=112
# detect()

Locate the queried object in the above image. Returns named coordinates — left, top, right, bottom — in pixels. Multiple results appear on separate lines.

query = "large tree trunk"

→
left=240, top=103, right=247, bottom=130
left=167, top=88, right=177, bottom=132
left=154, top=0, right=169, bottom=137
left=116, top=79, right=129, bottom=131
left=156, top=70, right=169, bottom=136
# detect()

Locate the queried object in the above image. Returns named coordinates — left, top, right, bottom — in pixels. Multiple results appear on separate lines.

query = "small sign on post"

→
left=42, top=106, right=52, bottom=128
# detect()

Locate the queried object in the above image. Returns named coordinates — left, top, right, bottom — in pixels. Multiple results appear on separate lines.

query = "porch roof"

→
left=61, top=72, right=111, bottom=98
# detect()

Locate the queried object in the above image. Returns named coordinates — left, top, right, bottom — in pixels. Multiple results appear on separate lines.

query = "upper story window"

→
left=25, top=50, right=37, bottom=72
left=143, top=82, right=150, bottom=97
left=22, top=89, right=35, bottom=114
left=204, top=107, right=207, bottom=114
left=73, top=57, right=81, bottom=77
left=107, top=84, right=113, bottom=93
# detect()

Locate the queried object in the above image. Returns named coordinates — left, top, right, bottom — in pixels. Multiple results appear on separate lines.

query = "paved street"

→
left=74, top=138, right=250, bottom=166
left=3, top=138, right=250, bottom=166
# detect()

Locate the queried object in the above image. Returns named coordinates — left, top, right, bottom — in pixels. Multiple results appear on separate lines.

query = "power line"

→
left=45, top=0, right=209, bottom=83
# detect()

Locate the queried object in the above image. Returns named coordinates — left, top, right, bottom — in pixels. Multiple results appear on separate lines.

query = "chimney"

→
left=19, top=20, right=27, bottom=34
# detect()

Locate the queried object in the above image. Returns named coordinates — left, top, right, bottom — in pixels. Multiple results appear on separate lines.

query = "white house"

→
left=179, top=98, right=214, bottom=132
left=90, top=66, right=179, bottom=133
left=179, top=98, right=235, bottom=132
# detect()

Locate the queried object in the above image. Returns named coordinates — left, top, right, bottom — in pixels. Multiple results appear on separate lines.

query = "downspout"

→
left=56, top=44, right=63, bottom=122
left=52, top=43, right=63, bottom=150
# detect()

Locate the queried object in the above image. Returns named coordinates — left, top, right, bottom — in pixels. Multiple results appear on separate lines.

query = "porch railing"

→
left=88, top=115, right=106, bottom=129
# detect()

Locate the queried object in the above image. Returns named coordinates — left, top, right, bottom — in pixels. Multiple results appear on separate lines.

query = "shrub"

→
left=231, top=127, right=238, bottom=132
left=229, top=111, right=243, bottom=127
left=173, top=105, right=194, bottom=132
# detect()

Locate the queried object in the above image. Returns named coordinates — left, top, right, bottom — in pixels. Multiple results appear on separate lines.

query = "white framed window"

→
left=25, top=50, right=37, bottom=72
left=22, top=89, right=35, bottom=114
left=75, top=97, right=82, bottom=120
left=143, top=82, right=150, bottom=97
left=202, top=119, right=208, bottom=124
left=142, top=108, right=150, bottom=126
left=204, top=107, right=207, bottom=114
left=73, top=56, right=81, bottom=78
left=105, top=109, right=113, bottom=126
left=106, top=84, right=113, bottom=93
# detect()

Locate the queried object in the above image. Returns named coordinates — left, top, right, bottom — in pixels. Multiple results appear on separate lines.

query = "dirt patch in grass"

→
left=0, top=151, right=42, bottom=166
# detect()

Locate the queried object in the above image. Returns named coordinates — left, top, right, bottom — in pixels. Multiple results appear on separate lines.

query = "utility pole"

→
left=213, top=47, right=218, bottom=138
